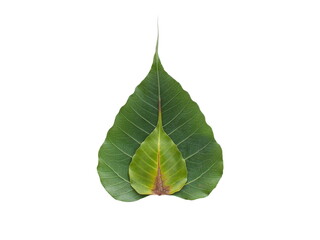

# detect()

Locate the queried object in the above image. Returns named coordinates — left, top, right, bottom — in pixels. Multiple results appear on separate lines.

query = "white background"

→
left=1, top=0, right=319, bottom=239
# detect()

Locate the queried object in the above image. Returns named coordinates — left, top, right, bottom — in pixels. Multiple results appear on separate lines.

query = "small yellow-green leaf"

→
left=129, top=110, right=187, bottom=195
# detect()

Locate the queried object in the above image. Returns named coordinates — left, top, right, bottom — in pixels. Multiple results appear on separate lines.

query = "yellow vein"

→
left=146, top=144, right=158, bottom=155
left=165, top=166, right=186, bottom=179
left=135, top=164, right=155, bottom=177
left=135, top=182, right=153, bottom=189
left=158, top=145, right=173, bottom=158
left=163, top=161, right=179, bottom=173
left=140, top=149, right=158, bottom=168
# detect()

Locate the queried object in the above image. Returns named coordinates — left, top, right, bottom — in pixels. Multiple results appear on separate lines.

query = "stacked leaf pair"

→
left=98, top=45, right=223, bottom=202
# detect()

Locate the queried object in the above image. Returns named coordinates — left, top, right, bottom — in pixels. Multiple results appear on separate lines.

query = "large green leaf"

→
left=97, top=38, right=223, bottom=202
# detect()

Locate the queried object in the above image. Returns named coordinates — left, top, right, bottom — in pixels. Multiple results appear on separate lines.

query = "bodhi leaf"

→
left=97, top=36, right=223, bottom=202
left=129, top=107, right=187, bottom=195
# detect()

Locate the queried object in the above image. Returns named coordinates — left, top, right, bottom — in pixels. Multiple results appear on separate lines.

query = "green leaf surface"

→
left=97, top=38, right=223, bottom=202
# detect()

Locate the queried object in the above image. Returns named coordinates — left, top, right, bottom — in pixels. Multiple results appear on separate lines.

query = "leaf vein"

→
left=99, top=160, right=130, bottom=184
left=113, top=188, right=134, bottom=198
left=160, top=81, right=175, bottom=97
left=131, top=98, right=157, bottom=116
left=117, top=126, right=141, bottom=144
left=184, top=140, right=213, bottom=160
left=139, top=149, right=157, bottom=168
left=120, top=112, right=150, bottom=135
left=185, top=162, right=217, bottom=185
left=135, top=92, right=158, bottom=110
left=162, top=90, right=182, bottom=108
left=163, top=101, right=190, bottom=128
left=108, top=137, right=133, bottom=158
left=177, top=126, right=202, bottom=146
left=168, top=112, right=200, bottom=135
left=130, top=106, right=156, bottom=128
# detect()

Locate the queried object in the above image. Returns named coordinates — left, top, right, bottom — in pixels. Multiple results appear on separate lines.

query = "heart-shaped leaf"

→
left=97, top=37, right=223, bottom=202
left=129, top=107, right=187, bottom=195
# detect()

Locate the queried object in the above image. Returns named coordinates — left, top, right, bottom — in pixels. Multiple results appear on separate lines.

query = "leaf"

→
left=129, top=107, right=187, bottom=195
left=97, top=36, right=223, bottom=202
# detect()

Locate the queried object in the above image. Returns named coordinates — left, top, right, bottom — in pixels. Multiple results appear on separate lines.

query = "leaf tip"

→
left=156, top=18, right=159, bottom=55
